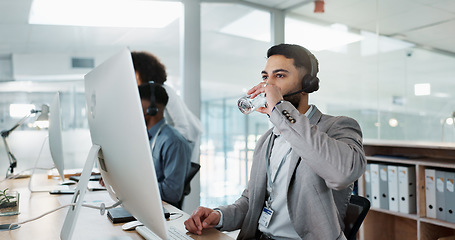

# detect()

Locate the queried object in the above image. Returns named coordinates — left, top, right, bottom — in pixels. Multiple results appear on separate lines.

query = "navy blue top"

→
left=148, top=118, right=192, bottom=206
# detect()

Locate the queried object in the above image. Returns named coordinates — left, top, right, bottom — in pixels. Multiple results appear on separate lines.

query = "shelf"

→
left=366, top=156, right=423, bottom=165
left=420, top=217, right=455, bottom=229
left=367, top=156, right=455, bottom=169
left=361, top=141, right=455, bottom=240
left=363, top=210, right=417, bottom=240
left=363, top=140, right=455, bottom=150
left=369, top=207, right=418, bottom=220
left=420, top=220, right=455, bottom=240
left=363, top=140, right=455, bottom=160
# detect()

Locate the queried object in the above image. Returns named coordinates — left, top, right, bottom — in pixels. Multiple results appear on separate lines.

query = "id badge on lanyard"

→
left=259, top=206, right=274, bottom=228
left=258, top=133, right=291, bottom=228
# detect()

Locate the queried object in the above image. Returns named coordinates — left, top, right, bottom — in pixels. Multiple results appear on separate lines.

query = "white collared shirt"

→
left=258, top=105, right=314, bottom=239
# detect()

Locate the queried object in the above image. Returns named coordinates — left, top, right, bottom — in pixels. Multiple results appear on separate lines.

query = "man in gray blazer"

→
left=184, top=44, right=366, bottom=240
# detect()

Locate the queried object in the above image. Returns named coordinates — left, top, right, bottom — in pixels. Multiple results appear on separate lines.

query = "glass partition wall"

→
left=199, top=2, right=455, bottom=207
left=199, top=3, right=271, bottom=206
left=0, top=0, right=454, bottom=208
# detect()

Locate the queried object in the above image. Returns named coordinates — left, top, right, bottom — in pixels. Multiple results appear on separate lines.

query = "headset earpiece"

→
left=301, top=47, right=320, bottom=94
left=301, top=74, right=320, bottom=93
left=146, top=105, right=158, bottom=116
left=146, top=82, right=159, bottom=116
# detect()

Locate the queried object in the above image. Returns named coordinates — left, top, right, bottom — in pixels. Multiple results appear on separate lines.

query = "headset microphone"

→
left=283, top=89, right=305, bottom=98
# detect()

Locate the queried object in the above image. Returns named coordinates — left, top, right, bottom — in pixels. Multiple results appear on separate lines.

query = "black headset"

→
left=146, top=81, right=159, bottom=116
left=283, top=47, right=320, bottom=97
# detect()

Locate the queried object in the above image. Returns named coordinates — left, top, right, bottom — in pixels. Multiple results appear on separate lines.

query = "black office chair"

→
left=343, top=195, right=370, bottom=240
left=176, top=162, right=201, bottom=209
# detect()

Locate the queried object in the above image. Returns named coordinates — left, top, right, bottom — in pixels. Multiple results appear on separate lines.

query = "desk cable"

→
left=5, top=200, right=122, bottom=230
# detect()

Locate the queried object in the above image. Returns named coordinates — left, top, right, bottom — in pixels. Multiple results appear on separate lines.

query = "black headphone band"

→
left=146, top=81, right=159, bottom=116
left=299, top=47, right=320, bottom=94
left=301, top=47, right=317, bottom=77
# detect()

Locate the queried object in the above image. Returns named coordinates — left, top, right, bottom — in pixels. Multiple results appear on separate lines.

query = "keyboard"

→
left=136, top=225, right=193, bottom=240
left=87, top=181, right=107, bottom=191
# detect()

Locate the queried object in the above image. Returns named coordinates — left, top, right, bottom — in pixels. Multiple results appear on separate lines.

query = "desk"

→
left=0, top=175, right=233, bottom=240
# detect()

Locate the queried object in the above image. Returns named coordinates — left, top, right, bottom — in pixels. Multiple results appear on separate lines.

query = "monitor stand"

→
left=27, top=135, right=75, bottom=193
left=60, top=144, right=117, bottom=240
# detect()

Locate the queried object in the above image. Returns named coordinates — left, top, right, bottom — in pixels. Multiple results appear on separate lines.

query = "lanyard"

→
left=150, top=123, right=166, bottom=152
left=265, top=133, right=292, bottom=207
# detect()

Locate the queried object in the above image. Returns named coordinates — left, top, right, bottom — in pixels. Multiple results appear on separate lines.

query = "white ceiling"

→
left=245, top=0, right=455, bottom=54
left=1, top=0, right=454, bottom=55
left=0, top=0, right=454, bottom=105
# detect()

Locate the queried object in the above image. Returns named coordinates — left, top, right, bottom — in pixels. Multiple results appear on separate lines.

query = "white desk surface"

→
left=0, top=174, right=233, bottom=240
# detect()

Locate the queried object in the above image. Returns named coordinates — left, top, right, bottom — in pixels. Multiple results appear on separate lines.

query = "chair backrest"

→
left=343, top=195, right=370, bottom=240
left=176, top=162, right=201, bottom=209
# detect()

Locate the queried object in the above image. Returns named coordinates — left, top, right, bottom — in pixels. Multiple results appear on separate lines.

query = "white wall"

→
left=12, top=53, right=114, bottom=81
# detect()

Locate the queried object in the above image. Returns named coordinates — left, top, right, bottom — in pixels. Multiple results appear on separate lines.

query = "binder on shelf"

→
left=445, top=171, right=455, bottom=224
left=425, top=168, right=437, bottom=218
left=436, top=170, right=446, bottom=221
left=379, top=164, right=389, bottom=210
left=398, top=166, right=416, bottom=214
left=370, top=163, right=380, bottom=208
left=364, top=164, right=372, bottom=203
left=388, top=165, right=399, bottom=212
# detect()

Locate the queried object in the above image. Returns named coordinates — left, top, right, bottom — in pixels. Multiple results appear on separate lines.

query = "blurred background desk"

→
left=0, top=174, right=233, bottom=240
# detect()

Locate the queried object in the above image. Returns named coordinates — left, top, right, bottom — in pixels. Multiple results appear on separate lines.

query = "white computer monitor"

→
left=61, top=49, right=167, bottom=240
left=29, top=92, right=73, bottom=191
left=48, top=92, right=65, bottom=183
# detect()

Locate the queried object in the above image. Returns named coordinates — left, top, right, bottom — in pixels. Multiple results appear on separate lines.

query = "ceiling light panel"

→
left=29, top=0, right=182, bottom=28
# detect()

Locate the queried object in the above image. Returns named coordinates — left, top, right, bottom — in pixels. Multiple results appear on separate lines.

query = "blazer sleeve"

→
left=270, top=102, right=366, bottom=190
left=216, top=129, right=272, bottom=232
left=217, top=188, right=251, bottom=231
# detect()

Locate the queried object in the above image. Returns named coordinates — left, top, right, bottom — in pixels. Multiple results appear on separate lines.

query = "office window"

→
left=285, top=15, right=455, bottom=143
left=199, top=3, right=455, bottom=208
left=1, top=0, right=454, bottom=211
left=0, top=0, right=183, bottom=177
left=200, top=3, right=271, bottom=207
left=0, top=81, right=91, bottom=173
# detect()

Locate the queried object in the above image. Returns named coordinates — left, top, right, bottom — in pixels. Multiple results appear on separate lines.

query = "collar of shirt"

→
left=148, top=118, right=166, bottom=140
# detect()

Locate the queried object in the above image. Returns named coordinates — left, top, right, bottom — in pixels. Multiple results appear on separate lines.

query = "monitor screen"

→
left=48, top=92, right=65, bottom=182
left=61, top=49, right=167, bottom=239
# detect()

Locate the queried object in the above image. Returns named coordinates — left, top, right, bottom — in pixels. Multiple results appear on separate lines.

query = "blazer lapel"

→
left=309, top=106, right=323, bottom=126
left=287, top=107, right=323, bottom=185
left=252, top=130, right=273, bottom=212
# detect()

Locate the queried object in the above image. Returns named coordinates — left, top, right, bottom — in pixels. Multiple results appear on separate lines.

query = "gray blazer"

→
left=218, top=102, right=366, bottom=240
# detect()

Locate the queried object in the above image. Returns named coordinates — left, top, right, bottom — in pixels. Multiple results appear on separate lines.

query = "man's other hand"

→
left=184, top=207, right=221, bottom=235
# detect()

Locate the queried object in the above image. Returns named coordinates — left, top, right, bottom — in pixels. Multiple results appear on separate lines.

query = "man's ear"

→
left=135, top=71, right=141, bottom=85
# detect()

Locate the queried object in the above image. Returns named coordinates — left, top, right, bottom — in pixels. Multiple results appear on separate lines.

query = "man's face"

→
left=262, top=55, right=305, bottom=108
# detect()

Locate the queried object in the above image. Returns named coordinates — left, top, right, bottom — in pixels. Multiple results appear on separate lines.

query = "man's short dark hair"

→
left=138, top=82, right=169, bottom=107
left=267, top=44, right=319, bottom=77
left=131, top=51, right=167, bottom=84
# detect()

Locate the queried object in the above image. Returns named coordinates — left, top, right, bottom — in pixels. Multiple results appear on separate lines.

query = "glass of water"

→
left=238, top=93, right=267, bottom=114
